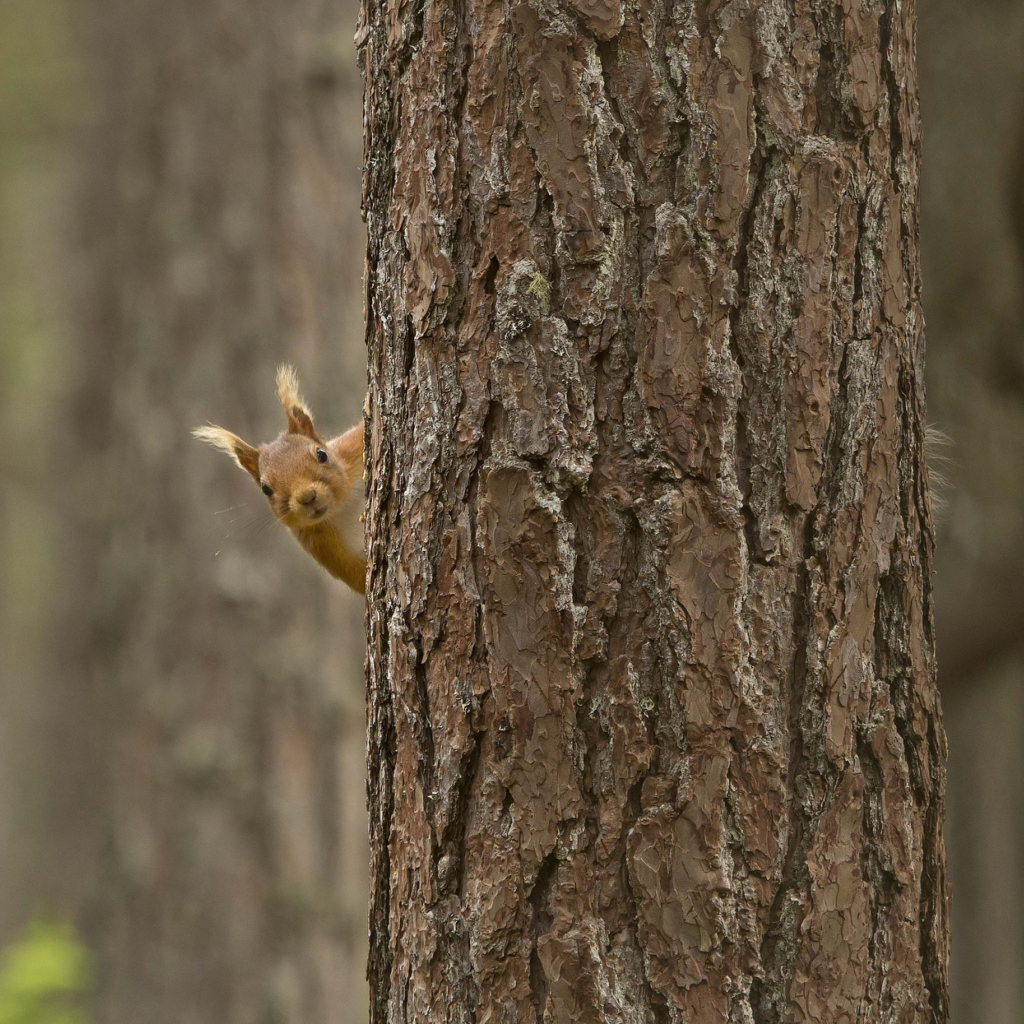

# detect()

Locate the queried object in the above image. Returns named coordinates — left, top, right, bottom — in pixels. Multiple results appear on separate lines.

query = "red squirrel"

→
left=194, top=366, right=366, bottom=593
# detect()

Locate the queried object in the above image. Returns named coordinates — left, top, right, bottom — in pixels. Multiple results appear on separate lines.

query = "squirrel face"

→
left=258, top=433, right=354, bottom=532
left=194, top=365, right=366, bottom=593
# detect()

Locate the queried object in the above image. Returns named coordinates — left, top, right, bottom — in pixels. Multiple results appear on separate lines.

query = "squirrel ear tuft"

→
left=276, top=364, right=322, bottom=442
left=193, top=425, right=261, bottom=483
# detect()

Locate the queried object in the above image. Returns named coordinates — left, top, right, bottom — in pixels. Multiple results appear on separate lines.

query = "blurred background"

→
left=0, top=0, right=1020, bottom=1021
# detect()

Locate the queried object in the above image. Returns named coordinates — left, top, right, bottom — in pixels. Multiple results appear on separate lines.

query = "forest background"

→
left=0, top=0, right=1021, bottom=1021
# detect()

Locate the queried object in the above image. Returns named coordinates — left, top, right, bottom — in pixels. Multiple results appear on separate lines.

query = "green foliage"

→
left=0, top=921, right=92, bottom=1024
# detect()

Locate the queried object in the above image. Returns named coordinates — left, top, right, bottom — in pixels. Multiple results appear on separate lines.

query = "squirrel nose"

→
left=297, top=486, right=318, bottom=506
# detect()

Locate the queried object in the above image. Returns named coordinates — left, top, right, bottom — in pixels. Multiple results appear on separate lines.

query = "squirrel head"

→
left=194, top=365, right=359, bottom=533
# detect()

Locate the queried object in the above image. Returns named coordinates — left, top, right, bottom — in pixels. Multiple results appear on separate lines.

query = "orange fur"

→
left=194, top=365, right=366, bottom=594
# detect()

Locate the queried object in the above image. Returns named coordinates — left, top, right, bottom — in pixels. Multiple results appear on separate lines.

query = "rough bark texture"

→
left=55, top=0, right=371, bottom=1019
left=360, top=0, right=949, bottom=1022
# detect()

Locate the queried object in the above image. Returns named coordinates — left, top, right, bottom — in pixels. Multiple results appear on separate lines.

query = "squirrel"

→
left=194, top=365, right=366, bottom=594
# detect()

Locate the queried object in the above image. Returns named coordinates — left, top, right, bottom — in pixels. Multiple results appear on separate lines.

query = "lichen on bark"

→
left=360, top=0, right=950, bottom=1021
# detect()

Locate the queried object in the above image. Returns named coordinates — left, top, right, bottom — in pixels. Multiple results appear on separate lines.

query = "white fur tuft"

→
left=925, top=425, right=954, bottom=521
left=192, top=424, right=258, bottom=475
left=277, top=364, right=305, bottom=414
left=194, top=425, right=240, bottom=463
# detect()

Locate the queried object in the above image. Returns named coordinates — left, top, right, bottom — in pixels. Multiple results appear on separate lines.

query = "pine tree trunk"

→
left=360, top=0, right=950, bottom=1021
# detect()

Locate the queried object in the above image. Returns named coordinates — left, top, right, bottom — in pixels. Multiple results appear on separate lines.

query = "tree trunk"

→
left=58, top=0, right=370, bottom=1019
left=361, top=0, right=949, bottom=1021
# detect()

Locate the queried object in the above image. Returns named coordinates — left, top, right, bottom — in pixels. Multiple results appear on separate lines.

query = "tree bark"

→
left=361, top=0, right=950, bottom=1021
left=56, top=0, right=370, bottom=1019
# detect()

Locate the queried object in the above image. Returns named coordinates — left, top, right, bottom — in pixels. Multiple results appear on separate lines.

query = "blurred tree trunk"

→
left=0, top=0, right=82, bottom=944
left=361, top=0, right=949, bottom=1022
left=917, top=3, right=1024, bottom=1021
left=45, top=0, right=370, bottom=1020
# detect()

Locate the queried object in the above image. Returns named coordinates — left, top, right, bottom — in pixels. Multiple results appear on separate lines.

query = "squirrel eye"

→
left=261, top=482, right=273, bottom=497
left=316, top=448, right=328, bottom=464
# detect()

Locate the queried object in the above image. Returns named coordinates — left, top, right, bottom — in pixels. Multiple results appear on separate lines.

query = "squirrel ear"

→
left=193, top=425, right=261, bottom=483
left=276, top=364, right=322, bottom=442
